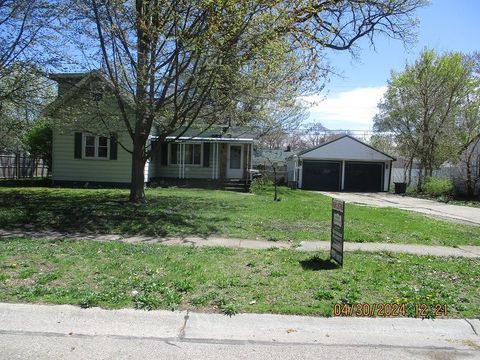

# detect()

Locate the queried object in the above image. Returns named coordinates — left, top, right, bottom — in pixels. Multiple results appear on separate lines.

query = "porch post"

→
left=182, top=143, right=185, bottom=179
left=216, top=143, right=220, bottom=179
left=250, top=143, right=253, bottom=180
left=341, top=160, right=345, bottom=190
left=178, top=143, right=181, bottom=179
left=212, top=142, right=216, bottom=180
left=216, top=143, right=219, bottom=179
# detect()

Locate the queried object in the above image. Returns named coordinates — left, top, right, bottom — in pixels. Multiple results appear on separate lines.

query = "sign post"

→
left=330, top=198, right=345, bottom=266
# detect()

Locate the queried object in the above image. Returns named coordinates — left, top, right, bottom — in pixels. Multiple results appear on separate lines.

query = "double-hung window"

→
left=169, top=143, right=201, bottom=165
left=185, top=144, right=201, bottom=165
left=84, top=134, right=109, bottom=159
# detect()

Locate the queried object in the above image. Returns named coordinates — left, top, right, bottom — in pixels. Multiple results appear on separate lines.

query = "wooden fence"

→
left=0, top=154, right=48, bottom=179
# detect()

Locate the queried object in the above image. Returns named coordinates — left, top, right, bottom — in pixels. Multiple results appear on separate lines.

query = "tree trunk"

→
left=129, top=136, right=146, bottom=202
left=407, top=157, right=414, bottom=186
left=273, top=166, right=277, bottom=201
left=465, top=155, right=474, bottom=198
left=417, top=163, right=425, bottom=192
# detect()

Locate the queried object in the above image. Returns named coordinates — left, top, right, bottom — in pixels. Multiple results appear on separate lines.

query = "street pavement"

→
left=0, top=303, right=479, bottom=359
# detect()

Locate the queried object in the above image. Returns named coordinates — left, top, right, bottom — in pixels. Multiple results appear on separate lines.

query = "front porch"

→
left=148, top=139, right=254, bottom=191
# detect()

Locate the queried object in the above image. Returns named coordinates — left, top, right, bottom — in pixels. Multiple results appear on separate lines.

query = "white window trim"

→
left=169, top=142, right=203, bottom=166
left=82, top=133, right=110, bottom=160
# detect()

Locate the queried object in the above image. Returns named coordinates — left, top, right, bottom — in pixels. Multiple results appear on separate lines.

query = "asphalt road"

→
left=1, top=303, right=479, bottom=359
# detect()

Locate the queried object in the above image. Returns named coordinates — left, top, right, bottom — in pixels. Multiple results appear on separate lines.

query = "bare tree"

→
left=303, top=122, right=329, bottom=147
left=63, top=0, right=427, bottom=202
left=0, top=0, right=59, bottom=151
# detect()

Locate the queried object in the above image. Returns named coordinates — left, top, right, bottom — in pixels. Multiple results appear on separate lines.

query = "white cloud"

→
left=302, top=86, right=387, bottom=129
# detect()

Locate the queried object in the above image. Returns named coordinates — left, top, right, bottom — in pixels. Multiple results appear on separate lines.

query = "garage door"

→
left=302, top=161, right=341, bottom=191
left=344, top=162, right=383, bottom=192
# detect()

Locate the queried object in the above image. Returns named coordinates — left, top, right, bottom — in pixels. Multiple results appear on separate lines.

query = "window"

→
left=169, top=143, right=202, bottom=165
left=83, top=134, right=109, bottom=159
left=170, top=143, right=178, bottom=164
left=185, top=144, right=201, bottom=165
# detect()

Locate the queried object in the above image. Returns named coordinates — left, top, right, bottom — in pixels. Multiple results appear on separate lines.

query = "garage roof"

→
left=298, top=135, right=396, bottom=161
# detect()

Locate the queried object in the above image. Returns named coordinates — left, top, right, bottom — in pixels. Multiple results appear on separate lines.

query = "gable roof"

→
left=298, top=134, right=396, bottom=161
left=44, top=70, right=135, bottom=117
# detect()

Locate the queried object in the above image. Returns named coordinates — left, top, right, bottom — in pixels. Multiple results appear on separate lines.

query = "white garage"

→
left=287, top=135, right=395, bottom=192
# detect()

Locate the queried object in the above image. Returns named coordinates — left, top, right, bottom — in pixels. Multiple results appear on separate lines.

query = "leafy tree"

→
left=452, top=54, right=480, bottom=197
left=374, top=49, right=476, bottom=190
left=454, top=91, right=480, bottom=197
left=24, top=119, right=52, bottom=171
left=369, top=134, right=396, bottom=156
left=61, top=0, right=427, bottom=202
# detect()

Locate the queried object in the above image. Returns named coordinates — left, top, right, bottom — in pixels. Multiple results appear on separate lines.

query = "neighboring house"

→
left=252, top=148, right=297, bottom=182
left=46, top=71, right=254, bottom=189
left=287, top=135, right=395, bottom=192
left=253, top=148, right=297, bottom=169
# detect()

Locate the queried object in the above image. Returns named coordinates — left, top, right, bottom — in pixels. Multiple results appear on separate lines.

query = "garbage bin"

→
left=394, top=182, right=407, bottom=194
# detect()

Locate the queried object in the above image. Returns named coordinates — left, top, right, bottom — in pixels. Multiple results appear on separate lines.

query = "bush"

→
left=24, top=120, right=52, bottom=171
left=422, top=177, right=454, bottom=197
left=250, top=178, right=273, bottom=194
left=405, top=185, right=417, bottom=195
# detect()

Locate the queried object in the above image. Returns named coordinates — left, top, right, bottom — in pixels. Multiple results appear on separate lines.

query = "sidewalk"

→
left=0, top=303, right=479, bottom=359
left=1, top=229, right=480, bottom=258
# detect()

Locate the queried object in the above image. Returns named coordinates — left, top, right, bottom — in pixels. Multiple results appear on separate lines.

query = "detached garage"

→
left=287, top=135, right=395, bottom=192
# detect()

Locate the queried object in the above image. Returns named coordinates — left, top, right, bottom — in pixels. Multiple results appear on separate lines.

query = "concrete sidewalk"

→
left=0, top=303, right=479, bottom=359
left=1, top=228, right=480, bottom=258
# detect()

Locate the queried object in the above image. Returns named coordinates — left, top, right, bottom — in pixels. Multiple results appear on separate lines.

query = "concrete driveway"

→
left=321, top=192, right=480, bottom=226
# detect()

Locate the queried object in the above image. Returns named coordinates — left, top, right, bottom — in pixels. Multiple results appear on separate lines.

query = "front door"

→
left=227, top=144, right=243, bottom=179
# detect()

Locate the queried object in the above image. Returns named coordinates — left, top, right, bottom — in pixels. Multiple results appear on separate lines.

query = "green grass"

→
left=0, top=237, right=478, bottom=318
left=0, top=186, right=478, bottom=246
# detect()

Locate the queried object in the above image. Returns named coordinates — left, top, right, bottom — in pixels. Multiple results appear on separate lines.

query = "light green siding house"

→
left=46, top=71, right=254, bottom=189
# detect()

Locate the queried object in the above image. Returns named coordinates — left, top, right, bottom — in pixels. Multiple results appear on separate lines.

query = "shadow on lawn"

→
left=0, top=189, right=241, bottom=237
left=300, top=255, right=339, bottom=271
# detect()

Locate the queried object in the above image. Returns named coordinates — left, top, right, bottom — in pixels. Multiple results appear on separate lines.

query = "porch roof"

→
left=152, top=136, right=253, bottom=143
left=150, top=125, right=256, bottom=143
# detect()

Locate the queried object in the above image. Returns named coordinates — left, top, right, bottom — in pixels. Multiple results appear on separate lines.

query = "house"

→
left=46, top=71, right=254, bottom=189
left=287, top=135, right=395, bottom=192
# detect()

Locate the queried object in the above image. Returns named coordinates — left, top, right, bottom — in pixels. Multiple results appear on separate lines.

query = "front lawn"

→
left=0, top=186, right=478, bottom=246
left=0, top=237, right=478, bottom=318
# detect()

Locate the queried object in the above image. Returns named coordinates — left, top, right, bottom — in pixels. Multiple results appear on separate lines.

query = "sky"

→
left=305, top=0, right=480, bottom=130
